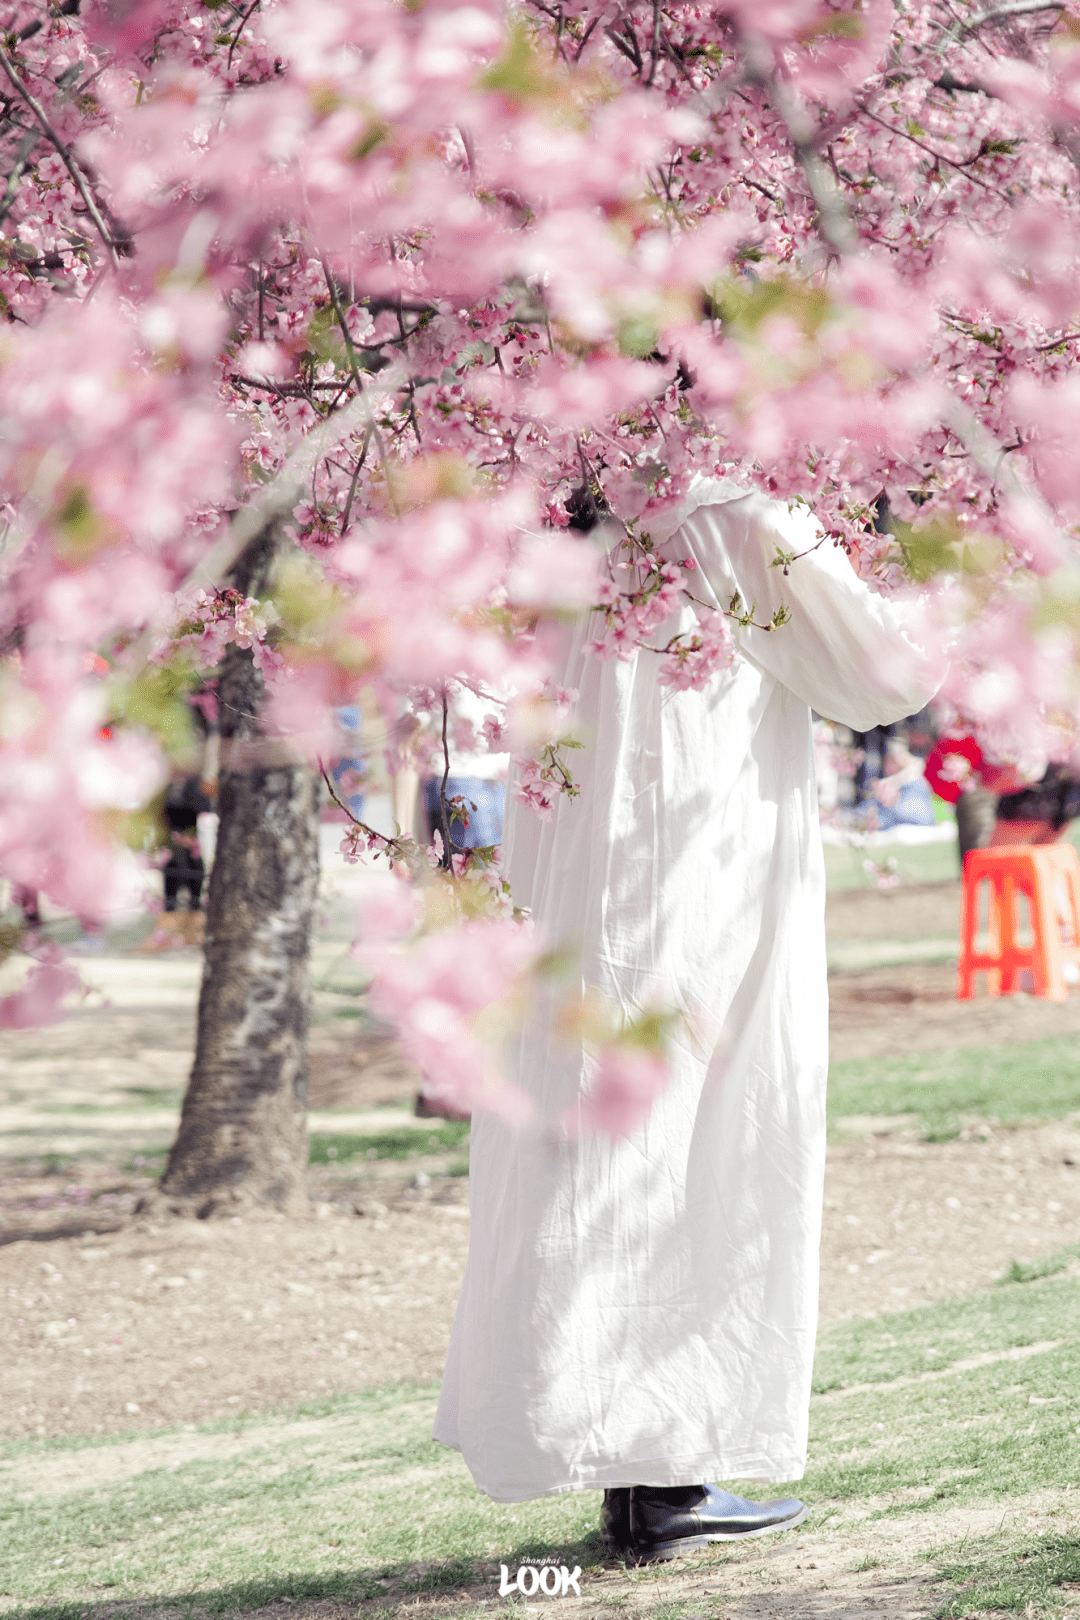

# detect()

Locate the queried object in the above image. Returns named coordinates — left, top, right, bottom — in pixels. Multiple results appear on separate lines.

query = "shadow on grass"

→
left=1, top=1531, right=615, bottom=1620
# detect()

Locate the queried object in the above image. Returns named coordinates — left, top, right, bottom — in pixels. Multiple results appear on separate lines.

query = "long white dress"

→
left=433, top=481, right=943, bottom=1503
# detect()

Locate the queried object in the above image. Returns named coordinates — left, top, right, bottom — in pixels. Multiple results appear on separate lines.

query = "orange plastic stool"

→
left=958, top=843, right=1080, bottom=1000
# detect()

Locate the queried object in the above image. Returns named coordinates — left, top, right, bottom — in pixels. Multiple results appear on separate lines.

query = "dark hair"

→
left=565, top=482, right=605, bottom=533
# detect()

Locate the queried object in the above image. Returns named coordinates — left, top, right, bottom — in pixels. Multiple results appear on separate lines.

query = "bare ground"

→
left=2, top=1111, right=1080, bottom=1439
left=4, top=876, right=1080, bottom=1438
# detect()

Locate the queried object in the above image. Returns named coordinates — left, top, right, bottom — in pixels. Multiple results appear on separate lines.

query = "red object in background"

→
left=925, top=735, right=984, bottom=804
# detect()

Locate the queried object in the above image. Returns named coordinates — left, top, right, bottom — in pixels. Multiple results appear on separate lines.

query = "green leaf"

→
left=888, top=515, right=984, bottom=583
left=114, top=665, right=196, bottom=756
left=304, top=304, right=348, bottom=367
left=712, top=273, right=832, bottom=339
left=349, top=120, right=389, bottom=162
left=797, top=9, right=866, bottom=45
left=617, top=314, right=660, bottom=358
left=480, top=22, right=552, bottom=106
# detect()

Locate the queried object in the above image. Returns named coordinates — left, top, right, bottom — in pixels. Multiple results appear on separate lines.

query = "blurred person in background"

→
left=926, top=736, right=1080, bottom=859
left=862, top=736, right=936, bottom=834
left=141, top=707, right=218, bottom=951
left=992, top=765, right=1080, bottom=847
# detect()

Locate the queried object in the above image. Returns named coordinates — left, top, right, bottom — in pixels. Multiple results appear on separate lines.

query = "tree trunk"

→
left=149, top=521, right=320, bottom=1219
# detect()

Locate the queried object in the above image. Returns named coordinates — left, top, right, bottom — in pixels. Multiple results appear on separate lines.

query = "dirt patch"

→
left=3, top=1121, right=1079, bottom=1440
left=829, top=959, right=1080, bottom=1062
left=826, top=880, right=961, bottom=944
left=821, top=1121, right=1080, bottom=1320
left=308, top=1027, right=418, bottom=1110
left=0, top=1192, right=470, bottom=1440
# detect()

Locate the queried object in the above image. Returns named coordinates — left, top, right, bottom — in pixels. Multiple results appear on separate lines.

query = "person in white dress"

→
left=434, top=480, right=945, bottom=1561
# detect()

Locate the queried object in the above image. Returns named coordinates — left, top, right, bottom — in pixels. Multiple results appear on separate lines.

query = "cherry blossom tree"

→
left=3, top=0, right=1080, bottom=1182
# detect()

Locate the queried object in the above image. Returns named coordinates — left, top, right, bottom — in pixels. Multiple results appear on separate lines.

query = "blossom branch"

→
left=858, top=105, right=1012, bottom=197
left=318, top=761, right=417, bottom=865
left=0, top=44, right=123, bottom=268
left=0, top=123, right=43, bottom=226
left=318, top=253, right=399, bottom=514
left=226, top=0, right=262, bottom=70
left=740, top=39, right=855, bottom=257
left=340, top=427, right=372, bottom=535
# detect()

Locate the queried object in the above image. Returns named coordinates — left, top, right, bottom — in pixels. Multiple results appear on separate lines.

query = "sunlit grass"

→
left=307, top=1123, right=469, bottom=1165
left=828, top=1034, right=1080, bottom=1140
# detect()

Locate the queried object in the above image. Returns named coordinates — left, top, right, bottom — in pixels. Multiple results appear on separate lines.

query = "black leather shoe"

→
left=600, top=1487, right=633, bottom=1554
left=629, top=1483, right=807, bottom=1562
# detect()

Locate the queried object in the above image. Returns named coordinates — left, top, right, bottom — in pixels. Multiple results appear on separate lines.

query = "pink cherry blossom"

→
left=568, top=1044, right=673, bottom=1141
left=1, top=0, right=1080, bottom=1133
left=0, top=951, right=80, bottom=1031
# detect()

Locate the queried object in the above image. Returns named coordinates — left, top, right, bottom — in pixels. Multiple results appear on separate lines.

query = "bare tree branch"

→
left=318, top=253, right=399, bottom=513
left=741, top=40, right=856, bottom=256
left=960, top=0, right=1063, bottom=30
left=15, top=0, right=80, bottom=44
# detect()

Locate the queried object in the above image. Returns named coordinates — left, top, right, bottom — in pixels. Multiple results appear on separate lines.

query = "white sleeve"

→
left=676, top=493, right=946, bottom=729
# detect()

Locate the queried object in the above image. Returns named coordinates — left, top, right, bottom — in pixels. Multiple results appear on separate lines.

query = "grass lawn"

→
left=822, top=814, right=1080, bottom=894
left=120, top=1123, right=472, bottom=1181
left=829, top=1034, right=1080, bottom=1141
left=307, top=1122, right=471, bottom=1166
left=3, top=1269, right=1080, bottom=1620
left=824, top=836, right=960, bottom=891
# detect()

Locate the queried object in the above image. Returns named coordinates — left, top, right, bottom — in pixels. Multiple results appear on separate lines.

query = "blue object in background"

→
left=331, top=705, right=365, bottom=817
left=424, top=776, right=506, bottom=849
left=872, top=777, right=936, bottom=833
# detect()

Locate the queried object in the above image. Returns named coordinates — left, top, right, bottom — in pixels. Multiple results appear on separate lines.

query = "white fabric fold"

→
left=434, top=489, right=944, bottom=1502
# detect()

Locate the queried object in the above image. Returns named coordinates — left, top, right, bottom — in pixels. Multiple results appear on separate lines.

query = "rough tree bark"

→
left=149, top=520, right=320, bottom=1219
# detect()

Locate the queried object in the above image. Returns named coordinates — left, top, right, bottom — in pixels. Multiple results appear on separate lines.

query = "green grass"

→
left=823, top=816, right=1080, bottom=894
left=804, top=1272, right=1080, bottom=1511
left=123, top=1086, right=183, bottom=1107
left=307, top=1122, right=469, bottom=1165
left=824, top=836, right=960, bottom=891
left=1000, top=1248, right=1080, bottom=1286
left=806, top=1274, right=1080, bottom=1615
left=933, top=1531, right=1080, bottom=1617
left=0, top=1388, right=603, bottom=1616
left=812, top=1266, right=1080, bottom=1393
left=4, top=1270, right=1080, bottom=1618
left=828, top=1034, right=1080, bottom=1140
left=118, top=1123, right=471, bottom=1177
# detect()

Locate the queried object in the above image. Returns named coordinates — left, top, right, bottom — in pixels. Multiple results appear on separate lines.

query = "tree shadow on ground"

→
left=11, top=1525, right=1078, bottom=1620
left=0, top=1217, right=124, bottom=1248
left=0, top=1531, right=606, bottom=1620
left=0, top=1542, right=926, bottom=1620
